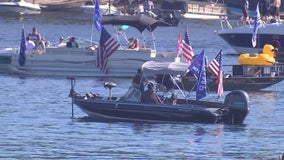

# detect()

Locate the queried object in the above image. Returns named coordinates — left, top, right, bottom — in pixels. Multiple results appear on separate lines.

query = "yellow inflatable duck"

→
left=239, top=44, right=276, bottom=66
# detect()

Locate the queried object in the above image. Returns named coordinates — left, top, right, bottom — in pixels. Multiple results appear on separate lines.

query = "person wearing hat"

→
left=56, top=37, right=66, bottom=48
left=66, top=37, right=79, bottom=48
left=141, top=83, right=160, bottom=104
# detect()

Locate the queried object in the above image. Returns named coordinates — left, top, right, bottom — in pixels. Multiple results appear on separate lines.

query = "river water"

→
left=0, top=11, right=283, bottom=159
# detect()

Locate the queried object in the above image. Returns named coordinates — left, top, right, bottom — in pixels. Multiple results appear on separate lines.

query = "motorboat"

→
left=0, top=0, right=41, bottom=14
left=183, top=2, right=227, bottom=20
left=68, top=60, right=250, bottom=124
left=81, top=1, right=121, bottom=15
left=0, top=15, right=177, bottom=78
left=69, top=80, right=249, bottom=124
left=217, top=19, right=284, bottom=63
left=142, top=59, right=284, bottom=92
left=0, top=40, right=175, bottom=78
left=160, top=0, right=227, bottom=20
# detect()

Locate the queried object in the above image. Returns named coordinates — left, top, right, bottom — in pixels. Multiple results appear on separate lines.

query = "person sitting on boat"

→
left=132, top=68, right=148, bottom=92
left=35, top=35, right=46, bottom=54
left=25, top=36, right=35, bottom=54
left=56, top=37, right=66, bottom=48
left=35, top=34, right=46, bottom=51
left=141, top=83, right=160, bottom=104
left=128, top=37, right=140, bottom=50
left=66, top=37, right=79, bottom=48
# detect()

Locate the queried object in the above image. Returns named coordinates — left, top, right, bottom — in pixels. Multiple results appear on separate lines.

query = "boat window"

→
left=246, top=66, right=262, bottom=77
left=121, top=86, right=141, bottom=102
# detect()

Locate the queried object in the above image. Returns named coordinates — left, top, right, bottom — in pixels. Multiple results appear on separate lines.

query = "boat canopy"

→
left=141, top=61, right=188, bottom=76
left=101, top=14, right=159, bottom=32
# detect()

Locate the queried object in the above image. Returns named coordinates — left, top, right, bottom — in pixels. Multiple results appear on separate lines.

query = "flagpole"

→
left=90, top=0, right=95, bottom=45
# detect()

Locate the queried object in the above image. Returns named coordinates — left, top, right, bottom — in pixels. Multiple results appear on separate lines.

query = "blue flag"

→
left=188, top=49, right=205, bottom=77
left=196, top=56, right=207, bottom=100
left=188, top=49, right=207, bottom=100
left=252, top=3, right=261, bottom=47
left=94, top=0, right=102, bottom=31
left=19, top=27, right=26, bottom=66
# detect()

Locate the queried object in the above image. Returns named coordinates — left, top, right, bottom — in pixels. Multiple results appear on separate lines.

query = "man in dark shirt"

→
left=141, top=83, right=160, bottom=104
left=261, top=0, right=271, bottom=23
left=66, top=37, right=79, bottom=48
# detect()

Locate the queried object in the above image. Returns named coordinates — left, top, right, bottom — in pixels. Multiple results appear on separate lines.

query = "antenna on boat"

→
left=90, top=0, right=96, bottom=45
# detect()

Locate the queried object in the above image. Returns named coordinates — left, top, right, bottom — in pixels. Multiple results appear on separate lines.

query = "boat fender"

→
left=224, top=74, right=231, bottom=78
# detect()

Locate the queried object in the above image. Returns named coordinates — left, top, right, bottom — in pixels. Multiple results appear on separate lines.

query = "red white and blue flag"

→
left=177, top=33, right=182, bottom=56
left=252, top=3, right=261, bottom=47
left=188, top=49, right=207, bottom=100
left=94, top=0, right=102, bottom=31
left=19, top=27, right=26, bottom=66
left=181, top=28, right=194, bottom=63
left=97, top=27, right=120, bottom=73
left=208, top=50, right=223, bottom=97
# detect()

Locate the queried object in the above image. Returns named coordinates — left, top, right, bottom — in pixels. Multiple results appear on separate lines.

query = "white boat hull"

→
left=0, top=47, right=177, bottom=78
left=183, top=12, right=222, bottom=20
left=0, top=0, right=41, bottom=14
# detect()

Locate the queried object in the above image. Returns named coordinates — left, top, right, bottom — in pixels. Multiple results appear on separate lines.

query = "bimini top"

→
left=141, top=61, right=188, bottom=76
left=101, top=14, right=159, bottom=32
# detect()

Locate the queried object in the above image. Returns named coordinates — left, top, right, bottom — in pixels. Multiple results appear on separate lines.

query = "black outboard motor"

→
left=224, top=90, right=250, bottom=125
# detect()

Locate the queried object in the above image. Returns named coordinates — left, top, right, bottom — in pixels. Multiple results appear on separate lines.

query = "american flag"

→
left=96, top=27, right=120, bottom=73
left=181, top=28, right=194, bottom=63
left=208, top=50, right=223, bottom=97
left=19, top=27, right=26, bottom=66
left=94, top=0, right=102, bottom=31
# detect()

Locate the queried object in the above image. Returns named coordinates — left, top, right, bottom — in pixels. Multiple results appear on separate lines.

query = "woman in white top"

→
left=25, top=36, right=35, bottom=54
left=35, top=35, right=46, bottom=54
left=56, top=37, right=66, bottom=47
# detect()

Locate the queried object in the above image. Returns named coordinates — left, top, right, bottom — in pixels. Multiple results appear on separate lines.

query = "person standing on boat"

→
left=261, top=0, right=271, bottom=23
left=141, top=83, right=160, bottom=104
left=242, top=0, right=249, bottom=26
left=28, top=27, right=42, bottom=43
left=272, top=0, right=281, bottom=21
left=66, top=37, right=79, bottom=48
left=25, top=36, right=35, bottom=54
left=143, top=0, right=154, bottom=12
left=132, top=68, right=148, bottom=92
